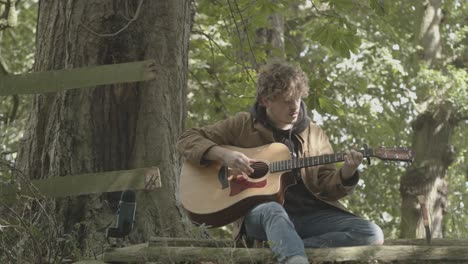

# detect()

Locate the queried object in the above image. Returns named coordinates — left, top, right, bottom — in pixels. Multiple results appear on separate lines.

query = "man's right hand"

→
left=204, top=146, right=255, bottom=176
left=221, top=150, right=255, bottom=176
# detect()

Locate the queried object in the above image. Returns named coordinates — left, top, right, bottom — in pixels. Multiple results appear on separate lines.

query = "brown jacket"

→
left=176, top=112, right=358, bottom=239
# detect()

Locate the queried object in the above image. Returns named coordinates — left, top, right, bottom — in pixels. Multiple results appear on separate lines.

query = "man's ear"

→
left=259, top=96, right=269, bottom=107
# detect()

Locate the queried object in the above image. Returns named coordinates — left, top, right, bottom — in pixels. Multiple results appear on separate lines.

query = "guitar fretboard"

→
left=269, top=149, right=374, bottom=172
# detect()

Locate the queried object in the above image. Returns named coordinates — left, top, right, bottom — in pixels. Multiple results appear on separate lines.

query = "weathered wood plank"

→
left=149, top=236, right=233, bottom=247
left=148, top=237, right=468, bottom=248
left=384, top=238, right=468, bottom=246
left=0, top=167, right=160, bottom=201
left=72, top=260, right=106, bottom=264
left=103, top=243, right=468, bottom=263
left=325, top=245, right=468, bottom=262
left=0, top=60, right=156, bottom=96
left=104, top=243, right=274, bottom=263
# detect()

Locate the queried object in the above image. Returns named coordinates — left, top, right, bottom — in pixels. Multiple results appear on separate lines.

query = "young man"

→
left=177, top=61, right=383, bottom=264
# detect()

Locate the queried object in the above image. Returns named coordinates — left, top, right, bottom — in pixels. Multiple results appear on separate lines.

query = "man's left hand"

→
left=341, top=150, right=363, bottom=180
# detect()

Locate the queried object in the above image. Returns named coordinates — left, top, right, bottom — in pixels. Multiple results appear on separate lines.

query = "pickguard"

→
left=229, top=178, right=267, bottom=196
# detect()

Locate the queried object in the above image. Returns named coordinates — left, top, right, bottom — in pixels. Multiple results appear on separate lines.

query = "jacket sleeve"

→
left=310, top=127, right=359, bottom=201
left=176, top=112, right=249, bottom=165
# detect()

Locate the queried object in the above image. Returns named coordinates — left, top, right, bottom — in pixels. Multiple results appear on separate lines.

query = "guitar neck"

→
left=270, top=149, right=374, bottom=172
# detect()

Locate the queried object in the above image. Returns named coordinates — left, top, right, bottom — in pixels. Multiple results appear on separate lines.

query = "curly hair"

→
left=256, top=61, right=309, bottom=101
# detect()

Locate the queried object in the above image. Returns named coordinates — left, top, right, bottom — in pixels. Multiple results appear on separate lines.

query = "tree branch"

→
left=226, top=0, right=256, bottom=84
left=191, top=29, right=235, bottom=62
left=455, top=115, right=468, bottom=123
left=232, top=0, right=258, bottom=69
left=310, top=1, right=340, bottom=18
left=0, top=54, right=11, bottom=75
left=6, top=94, right=19, bottom=124
left=0, top=0, right=19, bottom=30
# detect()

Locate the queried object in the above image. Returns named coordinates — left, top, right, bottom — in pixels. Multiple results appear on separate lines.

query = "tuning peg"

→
left=363, top=144, right=371, bottom=165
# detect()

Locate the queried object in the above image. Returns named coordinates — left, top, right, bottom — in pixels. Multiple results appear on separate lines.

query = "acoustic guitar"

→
left=179, top=143, right=414, bottom=228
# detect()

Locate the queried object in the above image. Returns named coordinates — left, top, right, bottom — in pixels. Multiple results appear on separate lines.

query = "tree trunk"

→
left=416, top=0, right=443, bottom=63
left=399, top=0, right=452, bottom=239
left=255, top=11, right=285, bottom=61
left=16, top=0, right=192, bottom=255
left=400, top=105, right=454, bottom=238
left=232, top=0, right=285, bottom=68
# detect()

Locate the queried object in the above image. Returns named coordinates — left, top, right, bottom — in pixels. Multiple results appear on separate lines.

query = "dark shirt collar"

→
left=249, top=100, right=310, bottom=135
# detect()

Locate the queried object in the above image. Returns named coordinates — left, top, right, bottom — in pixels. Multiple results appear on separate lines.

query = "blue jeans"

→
left=243, top=202, right=384, bottom=262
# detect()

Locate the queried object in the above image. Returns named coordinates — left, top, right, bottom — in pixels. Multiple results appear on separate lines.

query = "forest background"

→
left=0, top=0, right=467, bottom=261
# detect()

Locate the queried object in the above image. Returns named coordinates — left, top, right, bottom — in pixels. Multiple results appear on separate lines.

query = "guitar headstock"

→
left=374, top=147, right=415, bottom=162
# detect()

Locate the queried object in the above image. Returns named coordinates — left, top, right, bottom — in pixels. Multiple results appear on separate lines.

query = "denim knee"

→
left=367, top=222, right=384, bottom=245
left=258, top=202, right=288, bottom=217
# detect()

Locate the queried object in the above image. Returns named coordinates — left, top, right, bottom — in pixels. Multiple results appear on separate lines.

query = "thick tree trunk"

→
left=16, top=0, right=192, bottom=255
left=400, top=105, right=454, bottom=238
left=399, top=0, right=451, bottom=239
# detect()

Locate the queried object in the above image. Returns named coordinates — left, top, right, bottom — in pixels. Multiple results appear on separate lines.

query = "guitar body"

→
left=179, top=142, right=414, bottom=228
left=179, top=143, right=296, bottom=228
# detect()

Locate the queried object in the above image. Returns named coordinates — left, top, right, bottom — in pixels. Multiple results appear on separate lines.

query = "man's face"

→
left=261, top=95, right=301, bottom=130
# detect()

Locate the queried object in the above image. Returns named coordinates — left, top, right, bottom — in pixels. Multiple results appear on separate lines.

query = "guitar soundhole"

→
left=249, top=162, right=269, bottom=179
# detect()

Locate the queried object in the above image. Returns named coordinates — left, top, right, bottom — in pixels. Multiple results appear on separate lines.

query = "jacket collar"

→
left=249, top=100, right=311, bottom=135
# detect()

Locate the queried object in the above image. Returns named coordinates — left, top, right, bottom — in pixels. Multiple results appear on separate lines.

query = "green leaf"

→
left=318, top=97, right=345, bottom=116
left=331, top=0, right=358, bottom=12
left=312, top=22, right=361, bottom=58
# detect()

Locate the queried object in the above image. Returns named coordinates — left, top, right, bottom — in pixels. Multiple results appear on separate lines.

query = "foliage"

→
left=0, top=160, right=81, bottom=263
left=0, top=0, right=36, bottom=179
left=443, top=124, right=468, bottom=238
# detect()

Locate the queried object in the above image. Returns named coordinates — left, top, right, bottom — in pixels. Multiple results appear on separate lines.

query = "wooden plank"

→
left=149, top=237, right=233, bottom=247
left=0, top=167, right=160, bottom=201
left=103, top=243, right=274, bottom=263
left=148, top=237, right=468, bottom=248
left=384, top=238, right=468, bottom=246
left=148, top=237, right=468, bottom=247
left=323, top=245, right=468, bottom=262
left=103, top=243, right=468, bottom=263
left=0, top=60, right=156, bottom=96
left=72, top=261, right=106, bottom=264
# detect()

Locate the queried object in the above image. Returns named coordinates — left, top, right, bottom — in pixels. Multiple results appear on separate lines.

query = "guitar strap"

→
left=273, top=130, right=302, bottom=180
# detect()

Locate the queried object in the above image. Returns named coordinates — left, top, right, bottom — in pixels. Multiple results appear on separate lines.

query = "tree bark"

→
left=400, top=106, right=454, bottom=238
left=416, top=0, right=443, bottom=63
left=16, top=0, right=192, bottom=255
left=255, top=11, right=285, bottom=61
left=399, top=0, right=452, bottom=239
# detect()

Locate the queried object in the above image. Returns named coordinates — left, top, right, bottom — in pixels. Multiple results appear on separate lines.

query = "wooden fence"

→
left=0, top=60, right=165, bottom=263
left=1, top=167, right=161, bottom=203
left=0, top=60, right=161, bottom=201
left=0, top=60, right=156, bottom=95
